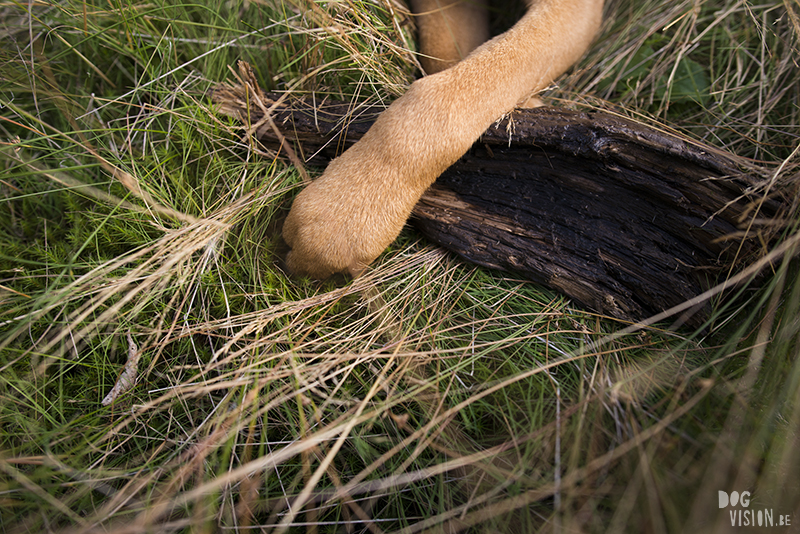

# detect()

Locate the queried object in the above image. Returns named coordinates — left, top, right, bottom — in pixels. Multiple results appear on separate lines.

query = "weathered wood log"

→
left=213, top=63, right=784, bottom=326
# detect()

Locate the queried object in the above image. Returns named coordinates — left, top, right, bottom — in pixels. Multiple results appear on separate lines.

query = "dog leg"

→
left=410, top=0, right=489, bottom=74
left=283, top=0, right=603, bottom=279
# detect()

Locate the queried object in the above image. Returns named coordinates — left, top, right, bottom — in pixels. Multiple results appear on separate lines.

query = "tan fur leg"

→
left=283, top=0, right=604, bottom=279
left=410, top=0, right=489, bottom=74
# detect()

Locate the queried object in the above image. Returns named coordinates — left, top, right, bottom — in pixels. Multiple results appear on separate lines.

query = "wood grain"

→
left=213, top=63, right=784, bottom=326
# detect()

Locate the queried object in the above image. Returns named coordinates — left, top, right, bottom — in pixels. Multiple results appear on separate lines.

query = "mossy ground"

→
left=1, top=0, right=799, bottom=531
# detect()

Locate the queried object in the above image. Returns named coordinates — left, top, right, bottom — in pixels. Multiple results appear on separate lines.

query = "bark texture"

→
left=213, top=63, right=784, bottom=325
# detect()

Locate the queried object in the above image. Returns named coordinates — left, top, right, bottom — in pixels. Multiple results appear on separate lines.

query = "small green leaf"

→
left=657, top=57, right=710, bottom=105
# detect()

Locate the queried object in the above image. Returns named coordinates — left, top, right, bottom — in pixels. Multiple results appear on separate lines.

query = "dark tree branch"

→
left=213, top=62, right=786, bottom=326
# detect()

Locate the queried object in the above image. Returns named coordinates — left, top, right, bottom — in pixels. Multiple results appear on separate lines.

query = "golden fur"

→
left=283, top=0, right=604, bottom=278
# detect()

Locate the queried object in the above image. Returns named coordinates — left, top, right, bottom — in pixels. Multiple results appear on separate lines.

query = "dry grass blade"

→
left=1, top=0, right=799, bottom=532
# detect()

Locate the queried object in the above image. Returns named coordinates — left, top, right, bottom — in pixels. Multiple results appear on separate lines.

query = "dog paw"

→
left=281, top=75, right=480, bottom=279
left=282, top=148, right=415, bottom=279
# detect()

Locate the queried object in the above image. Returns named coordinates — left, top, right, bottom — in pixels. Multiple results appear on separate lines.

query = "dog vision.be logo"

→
left=719, top=491, right=792, bottom=528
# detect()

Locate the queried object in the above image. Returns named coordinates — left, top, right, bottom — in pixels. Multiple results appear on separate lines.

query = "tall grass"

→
left=1, top=0, right=799, bottom=532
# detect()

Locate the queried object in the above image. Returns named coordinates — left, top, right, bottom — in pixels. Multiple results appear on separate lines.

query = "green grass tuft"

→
left=1, top=0, right=799, bottom=531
